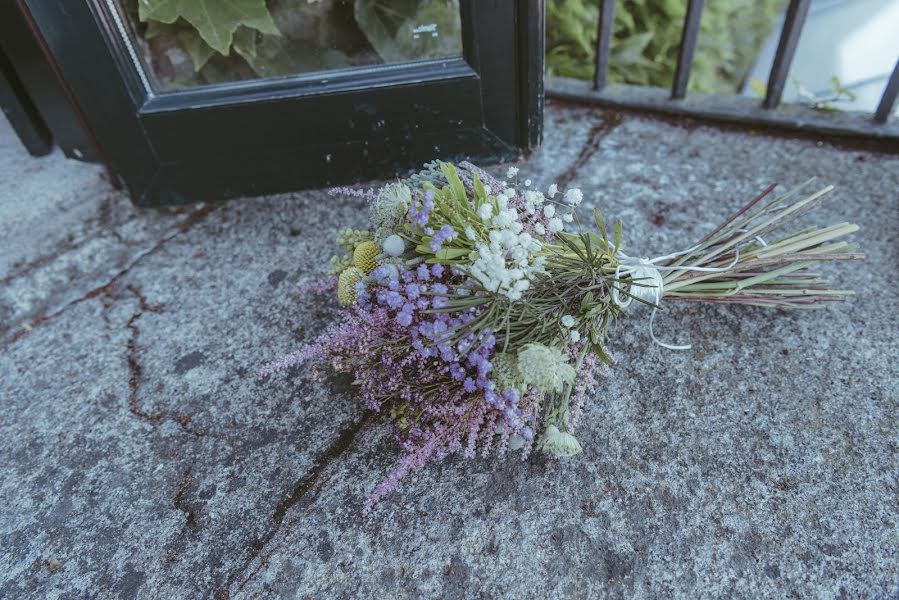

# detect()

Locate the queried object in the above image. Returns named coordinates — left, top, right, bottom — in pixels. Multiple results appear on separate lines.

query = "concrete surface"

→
left=0, top=103, right=897, bottom=599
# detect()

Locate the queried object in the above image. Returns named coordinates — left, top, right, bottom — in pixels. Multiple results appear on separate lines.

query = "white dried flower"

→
left=534, top=223, right=546, bottom=235
left=507, top=434, right=525, bottom=450
left=547, top=218, right=564, bottom=233
left=517, top=343, right=576, bottom=393
left=543, top=205, right=555, bottom=219
left=562, top=213, right=574, bottom=223
left=382, top=234, right=405, bottom=257
left=506, top=166, right=519, bottom=178
left=564, top=188, right=583, bottom=206
left=524, top=179, right=532, bottom=187
left=570, top=330, right=581, bottom=343
left=561, top=315, right=575, bottom=328
left=469, top=213, right=544, bottom=301
left=540, top=425, right=582, bottom=457
left=547, top=183, right=559, bottom=198
left=523, top=190, right=543, bottom=215
left=478, top=203, right=494, bottom=221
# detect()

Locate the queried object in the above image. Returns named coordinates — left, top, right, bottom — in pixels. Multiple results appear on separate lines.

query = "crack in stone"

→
left=555, top=112, right=624, bottom=190
left=172, top=469, right=199, bottom=530
left=2, top=203, right=215, bottom=347
left=123, top=283, right=232, bottom=443
left=217, top=414, right=371, bottom=599
left=0, top=237, right=93, bottom=289
left=0, top=192, right=126, bottom=289
left=125, top=284, right=165, bottom=424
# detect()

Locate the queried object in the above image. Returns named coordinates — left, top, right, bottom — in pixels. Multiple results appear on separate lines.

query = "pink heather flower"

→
left=296, top=278, right=337, bottom=296
left=327, top=186, right=378, bottom=203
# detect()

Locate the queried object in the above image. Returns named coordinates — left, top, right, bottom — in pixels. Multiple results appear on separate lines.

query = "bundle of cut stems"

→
left=659, top=180, right=863, bottom=308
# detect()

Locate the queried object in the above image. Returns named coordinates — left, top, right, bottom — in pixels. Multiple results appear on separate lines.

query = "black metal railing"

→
left=548, top=0, right=899, bottom=144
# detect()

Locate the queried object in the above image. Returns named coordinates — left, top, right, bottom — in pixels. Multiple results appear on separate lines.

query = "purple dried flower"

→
left=262, top=230, right=548, bottom=515
left=429, top=224, right=458, bottom=253
left=416, top=263, right=430, bottom=281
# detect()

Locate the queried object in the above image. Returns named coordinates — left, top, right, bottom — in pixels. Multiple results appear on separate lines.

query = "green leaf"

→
left=238, top=35, right=349, bottom=79
left=439, top=162, right=467, bottom=203
left=612, top=219, right=622, bottom=256
left=434, top=247, right=470, bottom=261
left=139, top=0, right=279, bottom=56
left=592, top=342, right=614, bottom=366
left=611, top=31, right=653, bottom=67
left=231, top=26, right=258, bottom=61
left=355, top=0, right=461, bottom=63
left=353, top=0, right=418, bottom=63
left=144, top=20, right=165, bottom=39
left=143, top=19, right=216, bottom=72
left=178, top=27, right=217, bottom=71
left=580, top=291, right=594, bottom=312
left=594, top=208, right=609, bottom=248
left=473, top=175, right=487, bottom=208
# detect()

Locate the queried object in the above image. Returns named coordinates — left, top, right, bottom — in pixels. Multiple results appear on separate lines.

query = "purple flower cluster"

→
left=360, top=263, right=534, bottom=440
left=429, top=224, right=458, bottom=253
left=265, top=166, right=561, bottom=513
left=407, top=188, right=436, bottom=228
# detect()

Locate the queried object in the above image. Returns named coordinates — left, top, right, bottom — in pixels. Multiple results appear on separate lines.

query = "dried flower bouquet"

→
left=261, top=161, right=862, bottom=512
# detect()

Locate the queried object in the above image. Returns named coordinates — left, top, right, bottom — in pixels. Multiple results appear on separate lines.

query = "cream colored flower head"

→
left=516, top=343, right=575, bottom=393
left=540, top=425, right=582, bottom=457
left=370, top=183, right=412, bottom=241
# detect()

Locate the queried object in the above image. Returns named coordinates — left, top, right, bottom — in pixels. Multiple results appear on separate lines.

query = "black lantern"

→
left=7, top=1, right=543, bottom=206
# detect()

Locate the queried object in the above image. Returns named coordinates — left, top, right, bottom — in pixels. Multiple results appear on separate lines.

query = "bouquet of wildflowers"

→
left=261, top=161, right=862, bottom=512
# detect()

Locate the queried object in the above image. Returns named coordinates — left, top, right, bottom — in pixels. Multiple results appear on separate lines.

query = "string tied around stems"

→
left=610, top=241, right=754, bottom=351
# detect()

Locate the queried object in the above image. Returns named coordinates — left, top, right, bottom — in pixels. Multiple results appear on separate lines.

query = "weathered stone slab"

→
left=0, top=104, right=896, bottom=599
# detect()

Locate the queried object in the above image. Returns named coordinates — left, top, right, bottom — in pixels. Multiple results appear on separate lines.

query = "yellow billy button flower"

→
left=353, top=240, right=380, bottom=274
left=337, top=267, right=364, bottom=305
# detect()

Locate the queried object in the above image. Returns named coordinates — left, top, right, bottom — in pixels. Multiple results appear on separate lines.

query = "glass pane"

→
left=113, top=0, right=463, bottom=91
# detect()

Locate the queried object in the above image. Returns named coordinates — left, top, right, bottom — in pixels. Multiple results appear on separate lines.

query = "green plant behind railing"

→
left=546, top=0, right=786, bottom=94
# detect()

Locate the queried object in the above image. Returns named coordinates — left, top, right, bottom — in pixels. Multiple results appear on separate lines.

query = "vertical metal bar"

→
left=593, top=0, right=616, bottom=91
left=671, top=0, right=704, bottom=99
left=873, top=58, right=899, bottom=124
left=763, top=0, right=811, bottom=109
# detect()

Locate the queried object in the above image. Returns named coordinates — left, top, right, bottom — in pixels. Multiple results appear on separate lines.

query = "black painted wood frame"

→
left=17, top=0, right=543, bottom=206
